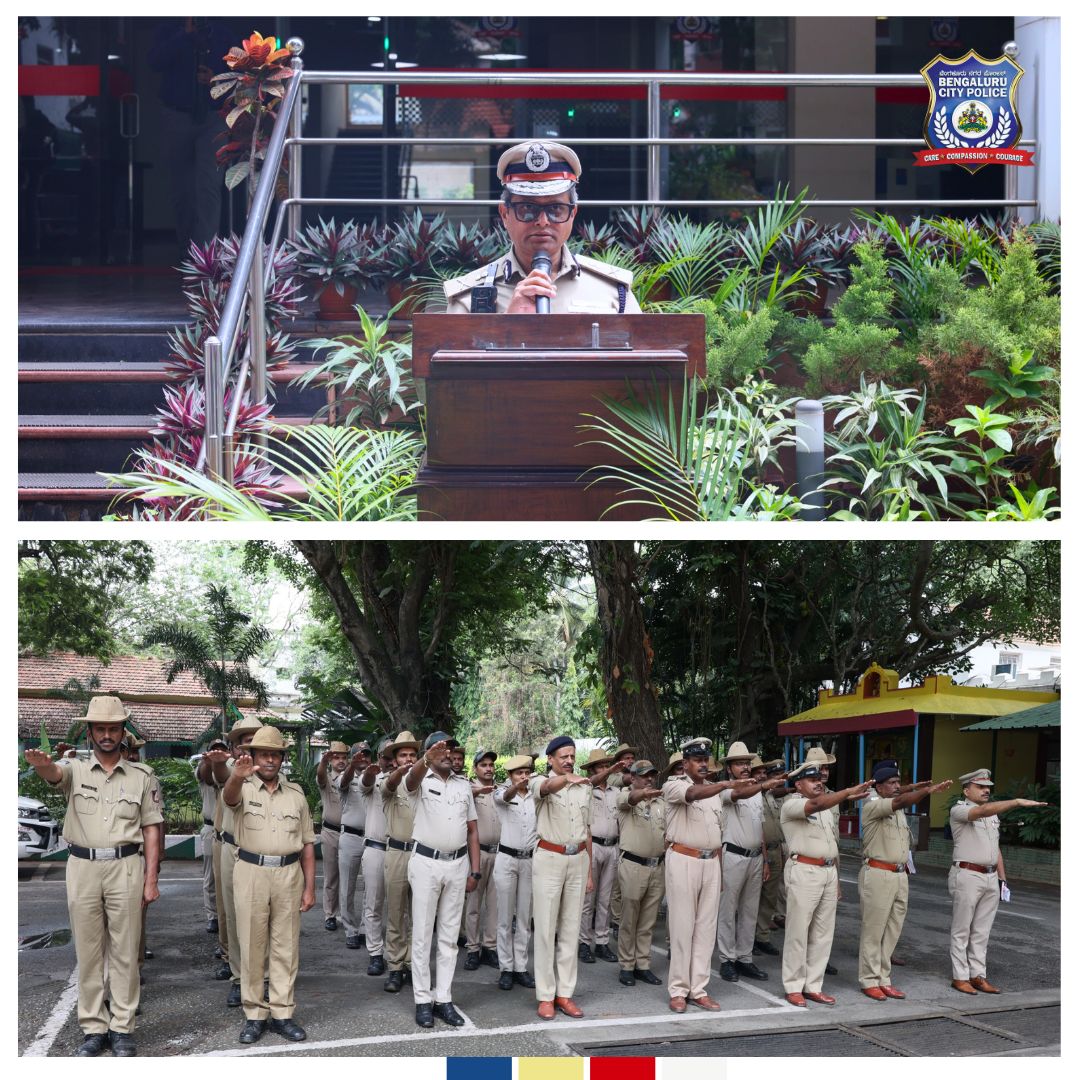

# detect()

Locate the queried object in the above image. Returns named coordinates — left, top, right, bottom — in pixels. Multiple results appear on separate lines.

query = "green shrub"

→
left=18, top=761, right=67, bottom=824
left=688, top=299, right=778, bottom=387
left=997, top=779, right=1059, bottom=848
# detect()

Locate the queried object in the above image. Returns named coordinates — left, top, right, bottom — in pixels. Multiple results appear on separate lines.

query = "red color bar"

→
left=591, top=1059, right=655, bottom=1080
left=19, top=64, right=100, bottom=96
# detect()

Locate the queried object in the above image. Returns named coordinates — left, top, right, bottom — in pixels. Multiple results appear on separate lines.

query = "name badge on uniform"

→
left=427, top=788, right=443, bottom=797
left=250, top=801, right=263, bottom=808
left=81, top=783, right=97, bottom=792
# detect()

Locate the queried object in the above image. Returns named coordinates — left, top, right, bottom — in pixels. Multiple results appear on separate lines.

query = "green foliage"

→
left=18, top=761, right=68, bottom=824
left=18, top=541, right=154, bottom=662
left=998, top=780, right=1059, bottom=848
left=648, top=215, right=730, bottom=299
left=687, top=298, right=778, bottom=386
left=150, top=758, right=203, bottom=832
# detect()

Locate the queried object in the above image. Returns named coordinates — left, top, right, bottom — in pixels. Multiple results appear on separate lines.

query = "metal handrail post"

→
left=204, top=336, right=224, bottom=480
left=646, top=80, right=661, bottom=203
left=287, top=38, right=305, bottom=244
left=249, top=240, right=267, bottom=450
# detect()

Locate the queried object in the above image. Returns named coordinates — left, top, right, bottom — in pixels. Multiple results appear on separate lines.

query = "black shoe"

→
left=325, top=916, right=337, bottom=931
left=753, top=939, right=780, bottom=956
left=513, top=970, right=535, bottom=988
left=457, top=934, right=467, bottom=948
left=720, top=960, right=739, bottom=982
left=464, top=951, right=480, bottom=971
left=634, top=968, right=662, bottom=985
left=825, top=962, right=839, bottom=975
left=415, top=1003, right=434, bottom=1028
left=403, top=966, right=412, bottom=983
left=480, top=947, right=500, bottom=969
left=227, top=982, right=242, bottom=1007
left=346, top=933, right=362, bottom=950
left=206, top=917, right=219, bottom=934
left=143, top=948, right=153, bottom=960
left=239, top=1019, right=266, bottom=1045
left=433, top=1002, right=465, bottom=1027
left=578, top=942, right=595, bottom=964
left=268, top=1017, right=306, bottom=1042
left=499, top=970, right=514, bottom=990
left=110, top=1032, right=136, bottom=1057
left=619, top=969, right=635, bottom=986
left=214, top=945, right=224, bottom=959
left=76, top=1033, right=109, bottom=1057
left=367, top=955, right=386, bottom=976
left=384, top=970, right=405, bottom=994
left=214, top=961, right=233, bottom=980
left=736, top=961, right=769, bottom=981
left=594, top=943, right=618, bottom=963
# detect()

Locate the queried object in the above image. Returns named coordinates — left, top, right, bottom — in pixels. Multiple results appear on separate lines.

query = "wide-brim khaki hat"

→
left=247, top=726, right=288, bottom=753
left=504, top=753, right=535, bottom=773
left=805, top=746, right=836, bottom=766
left=720, top=740, right=754, bottom=764
left=84, top=695, right=131, bottom=725
left=497, top=140, right=581, bottom=195
left=609, top=743, right=639, bottom=761
left=124, top=735, right=146, bottom=749
left=582, top=748, right=614, bottom=771
left=226, top=716, right=264, bottom=743
left=328, top=741, right=349, bottom=754
left=750, top=754, right=765, bottom=770
left=659, top=750, right=685, bottom=783
left=386, top=730, right=420, bottom=755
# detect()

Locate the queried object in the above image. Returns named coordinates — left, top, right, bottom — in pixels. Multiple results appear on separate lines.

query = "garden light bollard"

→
left=795, top=398, right=826, bottom=521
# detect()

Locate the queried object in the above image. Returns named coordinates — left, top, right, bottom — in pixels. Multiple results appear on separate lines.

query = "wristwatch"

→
left=470, top=871, right=482, bottom=880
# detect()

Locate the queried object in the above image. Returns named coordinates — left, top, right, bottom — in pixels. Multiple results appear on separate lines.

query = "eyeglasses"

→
left=506, top=201, right=575, bottom=223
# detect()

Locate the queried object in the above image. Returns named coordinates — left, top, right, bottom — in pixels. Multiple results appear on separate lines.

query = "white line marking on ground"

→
left=23, top=965, right=80, bottom=1057
left=204, top=1004, right=784, bottom=1056
left=454, top=1005, right=477, bottom=1030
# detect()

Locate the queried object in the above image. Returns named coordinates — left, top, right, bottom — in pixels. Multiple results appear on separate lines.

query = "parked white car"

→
left=18, top=796, right=59, bottom=858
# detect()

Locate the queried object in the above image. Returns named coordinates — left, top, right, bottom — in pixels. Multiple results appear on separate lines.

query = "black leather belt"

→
left=414, top=842, right=468, bottom=861
left=321, top=822, right=341, bottom=833
left=220, top=830, right=236, bottom=846
left=237, top=848, right=301, bottom=868
left=341, top=824, right=365, bottom=838
left=723, top=842, right=761, bottom=859
left=68, top=843, right=141, bottom=861
left=479, top=842, right=499, bottom=854
left=203, top=817, right=215, bottom=827
left=364, top=838, right=387, bottom=851
left=621, top=850, right=664, bottom=868
left=498, top=844, right=533, bottom=860
left=592, top=835, right=618, bottom=847
left=386, top=837, right=413, bottom=852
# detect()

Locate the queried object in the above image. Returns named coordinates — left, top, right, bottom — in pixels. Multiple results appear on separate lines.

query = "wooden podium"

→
left=411, top=314, right=705, bottom=520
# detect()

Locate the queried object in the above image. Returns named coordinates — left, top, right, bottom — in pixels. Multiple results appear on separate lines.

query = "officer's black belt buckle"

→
left=238, top=848, right=301, bottom=868
left=364, top=838, right=388, bottom=851
left=479, top=842, right=499, bottom=854
left=592, top=835, right=618, bottom=847
left=414, top=842, right=468, bottom=862
left=723, top=842, right=761, bottom=859
left=68, top=843, right=141, bottom=861
left=386, top=837, right=413, bottom=852
left=498, top=844, right=533, bottom=859
left=341, top=824, right=365, bottom=837
left=622, top=851, right=663, bottom=868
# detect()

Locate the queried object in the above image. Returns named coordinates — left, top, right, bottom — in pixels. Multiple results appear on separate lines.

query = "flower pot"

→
left=317, top=282, right=360, bottom=321
left=386, top=279, right=427, bottom=319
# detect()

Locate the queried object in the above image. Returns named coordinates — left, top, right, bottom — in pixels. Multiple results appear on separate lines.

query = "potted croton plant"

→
left=288, top=218, right=386, bottom=320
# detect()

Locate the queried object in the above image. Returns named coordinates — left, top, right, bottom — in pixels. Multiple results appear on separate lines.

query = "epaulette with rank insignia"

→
left=576, top=253, right=635, bottom=287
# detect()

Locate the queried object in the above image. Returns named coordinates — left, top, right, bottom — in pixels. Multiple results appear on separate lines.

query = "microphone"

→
left=531, top=252, right=552, bottom=314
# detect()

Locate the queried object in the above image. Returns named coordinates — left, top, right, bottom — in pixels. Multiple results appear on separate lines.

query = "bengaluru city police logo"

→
left=917, top=50, right=1033, bottom=173
left=525, top=143, right=551, bottom=173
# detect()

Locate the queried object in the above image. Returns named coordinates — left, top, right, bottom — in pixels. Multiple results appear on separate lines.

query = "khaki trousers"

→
left=338, top=831, right=366, bottom=936
left=466, top=848, right=498, bottom=951
left=756, top=847, right=785, bottom=941
left=233, top=859, right=303, bottom=1020
left=579, top=841, right=618, bottom=946
left=408, top=853, right=468, bottom=1004
left=948, top=866, right=999, bottom=980
left=610, top=874, right=622, bottom=926
left=320, top=826, right=340, bottom=919
left=665, top=850, right=721, bottom=999
left=532, top=846, right=588, bottom=1001
left=212, top=835, right=229, bottom=964
left=383, top=845, right=413, bottom=971
left=67, top=854, right=144, bottom=1035
left=617, top=855, right=664, bottom=971
left=858, top=864, right=908, bottom=987
left=781, top=860, right=837, bottom=994
left=221, top=841, right=241, bottom=982
left=717, top=850, right=763, bottom=963
left=361, top=843, right=387, bottom=956
left=494, top=851, right=533, bottom=972
left=200, top=823, right=217, bottom=919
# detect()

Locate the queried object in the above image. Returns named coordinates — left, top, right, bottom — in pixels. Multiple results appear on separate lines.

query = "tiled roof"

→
left=18, top=652, right=258, bottom=701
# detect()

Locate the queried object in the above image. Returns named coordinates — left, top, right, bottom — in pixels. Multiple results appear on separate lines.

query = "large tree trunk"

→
left=587, top=541, right=666, bottom=767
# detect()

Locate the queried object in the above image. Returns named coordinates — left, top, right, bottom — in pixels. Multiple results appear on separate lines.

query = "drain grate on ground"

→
left=576, top=1028, right=900, bottom=1057
left=857, top=1016, right=1024, bottom=1056
left=963, top=1005, right=1060, bottom=1045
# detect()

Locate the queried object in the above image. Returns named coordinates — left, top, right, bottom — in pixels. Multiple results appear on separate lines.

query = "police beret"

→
left=545, top=735, right=576, bottom=756
left=872, top=763, right=900, bottom=784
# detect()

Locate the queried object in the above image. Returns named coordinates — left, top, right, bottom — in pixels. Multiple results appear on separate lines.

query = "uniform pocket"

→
left=242, top=809, right=266, bottom=831
left=73, top=792, right=99, bottom=816
left=278, top=808, right=301, bottom=837
left=114, top=794, right=140, bottom=821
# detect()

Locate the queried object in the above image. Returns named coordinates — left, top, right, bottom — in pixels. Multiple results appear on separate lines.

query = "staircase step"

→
left=18, top=361, right=321, bottom=381
left=18, top=330, right=177, bottom=363
left=20, top=414, right=314, bottom=435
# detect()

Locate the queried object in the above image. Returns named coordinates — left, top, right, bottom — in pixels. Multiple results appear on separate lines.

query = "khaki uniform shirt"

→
left=590, top=784, right=620, bottom=841
left=762, top=792, right=786, bottom=846
left=529, top=774, right=592, bottom=846
left=950, top=799, right=1000, bottom=866
left=663, top=776, right=724, bottom=850
left=494, top=784, right=538, bottom=851
left=617, top=790, right=666, bottom=858
left=441, top=245, right=641, bottom=315
left=823, top=786, right=841, bottom=843
left=721, top=789, right=764, bottom=851
left=383, top=777, right=417, bottom=843
left=780, top=794, right=839, bottom=861
left=318, top=767, right=344, bottom=826
left=231, top=775, right=315, bottom=856
left=861, top=796, right=912, bottom=864
left=337, top=772, right=367, bottom=831
left=197, top=770, right=218, bottom=823
left=472, top=787, right=501, bottom=847
left=361, top=771, right=388, bottom=843
left=407, top=770, right=477, bottom=851
left=51, top=755, right=162, bottom=847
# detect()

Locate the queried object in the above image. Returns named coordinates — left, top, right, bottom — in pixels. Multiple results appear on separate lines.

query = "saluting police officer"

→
left=464, top=748, right=501, bottom=971
left=602, top=743, right=637, bottom=936
left=315, top=741, right=347, bottom=930
left=948, top=769, right=1048, bottom=995
left=780, top=761, right=872, bottom=1007
left=337, top=741, right=372, bottom=950
left=195, top=738, right=228, bottom=935
left=530, top=735, right=594, bottom=1020
left=579, top=748, right=621, bottom=964
left=25, top=696, right=162, bottom=1057
left=754, top=758, right=788, bottom=956
left=381, top=730, right=420, bottom=993
left=360, top=737, right=394, bottom=975
left=615, top=760, right=666, bottom=987
left=224, top=726, right=316, bottom=1045
left=858, top=763, right=952, bottom=1000
left=441, top=141, right=641, bottom=315
left=405, top=732, right=481, bottom=1028
left=493, top=753, right=538, bottom=990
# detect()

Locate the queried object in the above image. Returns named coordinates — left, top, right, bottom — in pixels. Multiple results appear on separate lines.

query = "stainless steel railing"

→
left=204, top=38, right=1038, bottom=480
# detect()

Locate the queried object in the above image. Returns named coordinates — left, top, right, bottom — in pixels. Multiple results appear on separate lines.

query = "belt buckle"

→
left=263, top=854, right=282, bottom=867
left=94, top=847, right=117, bottom=861
left=646, top=856, right=659, bottom=868
left=564, top=842, right=580, bottom=856
left=699, top=848, right=714, bottom=860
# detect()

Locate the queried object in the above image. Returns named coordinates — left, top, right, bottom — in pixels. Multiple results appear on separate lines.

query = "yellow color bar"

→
left=519, top=1060, right=584, bottom=1080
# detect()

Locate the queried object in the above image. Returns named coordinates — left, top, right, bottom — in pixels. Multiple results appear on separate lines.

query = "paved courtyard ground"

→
left=19, top=858, right=1059, bottom=1057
